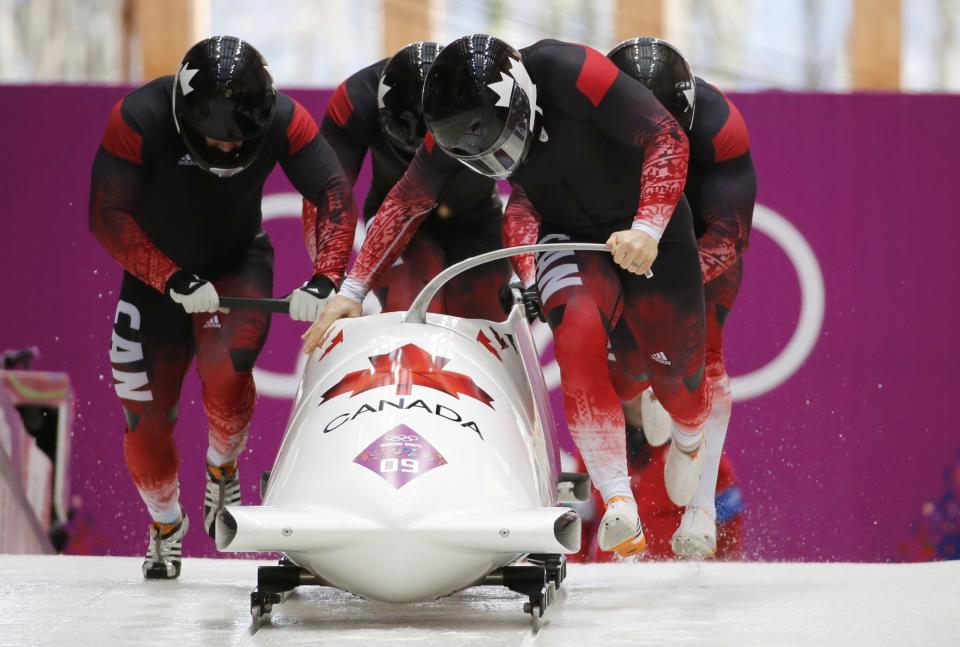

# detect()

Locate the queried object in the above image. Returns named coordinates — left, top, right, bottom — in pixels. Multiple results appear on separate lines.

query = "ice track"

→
left=1, top=555, right=957, bottom=646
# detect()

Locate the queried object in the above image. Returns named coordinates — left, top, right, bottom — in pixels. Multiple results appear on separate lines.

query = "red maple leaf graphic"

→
left=320, top=343, right=494, bottom=407
left=319, top=329, right=344, bottom=360
left=476, top=330, right=501, bottom=360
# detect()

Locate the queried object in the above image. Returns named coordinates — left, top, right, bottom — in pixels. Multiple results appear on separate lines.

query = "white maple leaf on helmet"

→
left=377, top=78, right=392, bottom=109
left=486, top=55, right=542, bottom=133
left=178, top=62, right=199, bottom=96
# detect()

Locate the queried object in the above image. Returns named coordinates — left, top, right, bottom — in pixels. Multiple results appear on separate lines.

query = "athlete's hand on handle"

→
left=289, top=274, right=335, bottom=322
left=167, top=270, right=220, bottom=313
left=606, top=229, right=658, bottom=276
left=301, top=295, right=362, bottom=354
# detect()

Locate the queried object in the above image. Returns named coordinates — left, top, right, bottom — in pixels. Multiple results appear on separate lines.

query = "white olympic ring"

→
left=254, top=194, right=824, bottom=403
left=728, top=205, right=825, bottom=400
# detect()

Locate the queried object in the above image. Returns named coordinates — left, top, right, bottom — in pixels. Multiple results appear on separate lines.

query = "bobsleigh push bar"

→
left=404, top=242, right=652, bottom=324
left=218, top=243, right=652, bottom=317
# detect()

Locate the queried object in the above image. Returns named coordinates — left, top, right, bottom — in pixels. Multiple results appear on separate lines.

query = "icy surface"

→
left=1, top=555, right=957, bottom=646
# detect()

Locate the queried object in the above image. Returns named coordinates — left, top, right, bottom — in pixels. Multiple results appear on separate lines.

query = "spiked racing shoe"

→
left=205, top=461, right=241, bottom=538
left=671, top=506, right=717, bottom=559
left=143, top=511, right=189, bottom=579
left=597, top=496, right=647, bottom=557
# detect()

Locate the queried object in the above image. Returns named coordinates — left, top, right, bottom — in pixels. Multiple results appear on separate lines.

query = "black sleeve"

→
left=318, top=63, right=384, bottom=185
left=89, top=91, right=181, bottom=293
left=688, top=83, right=756, bottom=281
left=278, top=97, right=358, bottom=286
left=531, top=41, right=689, bottom=237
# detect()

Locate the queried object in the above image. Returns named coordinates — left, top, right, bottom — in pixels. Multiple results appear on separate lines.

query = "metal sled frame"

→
left=249, top=553, right=568, bottom=623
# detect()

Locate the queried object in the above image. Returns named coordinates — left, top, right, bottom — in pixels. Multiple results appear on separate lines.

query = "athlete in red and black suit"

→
left=607, top=37, right=756, bottom=558
left=303, top=35, right=713, bottom=557
left=308, top=42, right=509, bottom=317
left=89, top=37, right=356, bottom=578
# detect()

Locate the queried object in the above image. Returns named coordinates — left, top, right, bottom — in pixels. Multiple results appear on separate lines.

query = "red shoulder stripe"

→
left=712, top=96, right=750, bottom=162
left=287, top=100, right=319, bottom=155
left=327, top=82, right=354, bottom=128
left=424, top=131, right=435, bottom=154
left=102, top=99, right=143, bottom=164
left=575, top=46, right=619, bottom=107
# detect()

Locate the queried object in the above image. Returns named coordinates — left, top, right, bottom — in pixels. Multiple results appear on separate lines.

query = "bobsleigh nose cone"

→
left=295, top=540, right=495, bottom=603
left=286, top=507, right=581, bottom=603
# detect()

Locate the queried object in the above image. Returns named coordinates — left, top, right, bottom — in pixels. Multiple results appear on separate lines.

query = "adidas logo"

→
left=650, top=351, right=671, bottom=366
left=178, top=154, right=197, bottom=166
left=203, top=315, right=221, bottom=329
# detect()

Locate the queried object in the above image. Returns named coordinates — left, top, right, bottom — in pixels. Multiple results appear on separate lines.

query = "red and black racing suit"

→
left=610, top=78, right=755, bottom=405
left=608, top=79, right=756, bottom=511
left=89, top=77, right=355, bottom=520
left=305, top=59, right=509, bottom=318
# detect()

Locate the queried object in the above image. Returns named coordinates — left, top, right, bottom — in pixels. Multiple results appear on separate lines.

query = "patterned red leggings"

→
left=537, top=209, right=710, bottom=500
left=609, top=258, right=743, bottom=408
left=109, top=237, right=273, bottom=522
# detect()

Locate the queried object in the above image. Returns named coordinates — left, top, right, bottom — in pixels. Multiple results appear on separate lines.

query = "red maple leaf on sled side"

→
left=319, top=343, right=494, bottom=407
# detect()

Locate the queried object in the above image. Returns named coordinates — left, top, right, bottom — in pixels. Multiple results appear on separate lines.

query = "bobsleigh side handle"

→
left=404, top=243, right=629, bottom=325
left=219, top=296, right=291, bottom=313
left=558, top=472, right=592, bottom=503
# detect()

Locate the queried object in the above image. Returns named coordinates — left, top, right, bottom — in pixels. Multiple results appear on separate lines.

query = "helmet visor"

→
left=438, top=88, right=532, bottom=179
left=179, top=123, right=266, bottom=178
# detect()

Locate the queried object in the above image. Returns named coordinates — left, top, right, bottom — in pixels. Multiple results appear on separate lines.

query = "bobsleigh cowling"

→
left=216, top=243, right=604, bottom=621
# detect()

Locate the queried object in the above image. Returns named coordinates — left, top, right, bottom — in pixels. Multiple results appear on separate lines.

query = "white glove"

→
left=289, top=274, right=335, bottom=322
left=167, top=271, right=220, bottom=314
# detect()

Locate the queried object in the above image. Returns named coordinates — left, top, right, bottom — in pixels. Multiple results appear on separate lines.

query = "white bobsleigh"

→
left=216, top=244, right=603, bottom=622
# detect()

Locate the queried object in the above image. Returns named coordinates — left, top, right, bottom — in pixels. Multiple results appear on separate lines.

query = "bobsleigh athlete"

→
left=303, top=35, right=712, bottom=557
left=307, top=41, right=510, bottom=316
left=606, top=37, right=756, bottom=558
left=89, top=36, right=356, bottom=578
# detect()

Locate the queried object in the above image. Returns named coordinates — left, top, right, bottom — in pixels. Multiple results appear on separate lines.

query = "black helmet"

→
left=172, top=36, right=277, bottom=177
left=608, top=37, right=696, bottom=130
left=422, top=34, right=539, bottom=179
left=378, top=41, right=442, bottom=158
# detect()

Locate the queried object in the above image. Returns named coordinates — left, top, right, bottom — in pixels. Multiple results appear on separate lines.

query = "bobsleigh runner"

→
left=217, top=243, right=606, bottom=624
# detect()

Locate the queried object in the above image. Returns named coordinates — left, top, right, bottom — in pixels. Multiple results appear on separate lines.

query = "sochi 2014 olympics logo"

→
left=253, top=194, right=824, bottom=402
left=385, top=434, right=420, bottom=443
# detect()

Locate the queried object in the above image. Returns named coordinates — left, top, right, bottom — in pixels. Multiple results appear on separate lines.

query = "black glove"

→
left=166, top=270, right=219, bottom=313
left=499, top=282, right=545, bottom=322
left=289, top=274, right=336, bottom=321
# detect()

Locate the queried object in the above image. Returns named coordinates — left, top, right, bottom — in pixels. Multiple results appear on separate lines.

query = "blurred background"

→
left=2, top=0, right=960, bottom=91
left=2, top=1, right=959, bottom=564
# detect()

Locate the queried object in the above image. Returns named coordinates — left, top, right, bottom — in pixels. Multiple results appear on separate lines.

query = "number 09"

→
left=380, top=458, right=420, bottom=473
